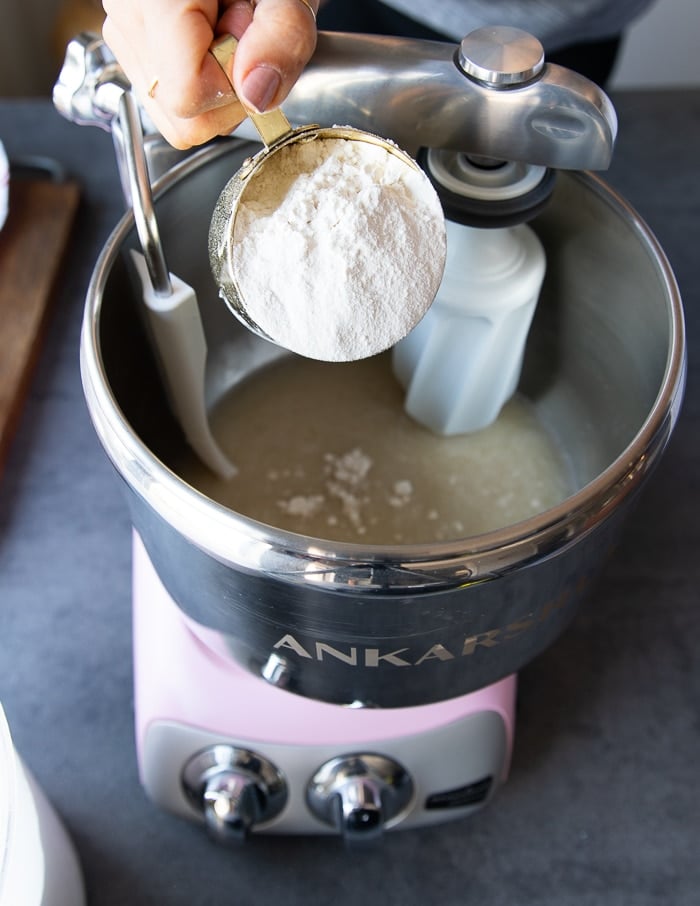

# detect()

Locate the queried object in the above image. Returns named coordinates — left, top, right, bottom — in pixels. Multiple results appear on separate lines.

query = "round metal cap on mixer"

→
left=458, top=26, right=545, bottom=88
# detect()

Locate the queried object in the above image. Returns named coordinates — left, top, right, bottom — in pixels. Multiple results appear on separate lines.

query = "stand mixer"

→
left=133, top=533, right=516, bottom=839
left=53, top=30, right=684, bottom=843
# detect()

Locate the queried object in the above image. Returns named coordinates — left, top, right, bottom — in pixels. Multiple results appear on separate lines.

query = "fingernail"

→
left=241, top=66, right=282, bottom=112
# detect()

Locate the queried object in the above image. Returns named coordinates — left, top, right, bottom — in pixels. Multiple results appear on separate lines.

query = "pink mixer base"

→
left=132, top=531, right=516, bottom=755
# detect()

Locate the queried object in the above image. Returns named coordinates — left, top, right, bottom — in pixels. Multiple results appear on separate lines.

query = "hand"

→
left=102, top=0, right=318, bottom=149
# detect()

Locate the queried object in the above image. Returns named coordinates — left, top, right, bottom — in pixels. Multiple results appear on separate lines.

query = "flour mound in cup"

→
left=231, top=135, right=446, bottom=362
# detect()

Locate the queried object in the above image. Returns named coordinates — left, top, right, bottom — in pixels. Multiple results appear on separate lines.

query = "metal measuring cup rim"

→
left=208, top=126, right=446, bottom=357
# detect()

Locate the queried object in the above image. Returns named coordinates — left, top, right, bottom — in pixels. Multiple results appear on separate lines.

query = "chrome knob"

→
left=182, top=745, right=287, bottom=844
left=201, top=770, right=265, bottom=843
left=458, top=26, right=545, bottom=87
left=307, top=754, right=413, bottom=844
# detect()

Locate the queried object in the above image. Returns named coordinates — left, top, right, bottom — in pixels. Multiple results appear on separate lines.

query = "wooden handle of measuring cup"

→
left=210, top=35, right=294, bottom=147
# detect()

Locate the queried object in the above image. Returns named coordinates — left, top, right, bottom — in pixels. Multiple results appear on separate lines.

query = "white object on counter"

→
left=0, top=141, right=8, bottom=231
left=393, top=217, right=546, bottom=435
left=0, top=704, right=85, bottom=906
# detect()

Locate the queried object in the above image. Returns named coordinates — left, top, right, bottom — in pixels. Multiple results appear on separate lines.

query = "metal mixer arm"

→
left=57, top=29, right=615, bottom=176
left=276, top=31, right=616, bottom=170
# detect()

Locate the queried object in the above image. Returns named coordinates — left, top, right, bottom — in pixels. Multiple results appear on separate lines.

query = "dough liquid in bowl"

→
left=176, top=354, right=572, bottom=544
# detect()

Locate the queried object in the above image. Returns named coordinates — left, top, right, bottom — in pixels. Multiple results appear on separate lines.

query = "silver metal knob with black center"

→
left=182, top=745, right=287, bottom=844
left=307, top=754, right=413, bottom=843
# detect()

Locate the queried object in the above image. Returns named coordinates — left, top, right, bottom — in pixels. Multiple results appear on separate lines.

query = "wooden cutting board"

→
left=0, top=177, right=80, bottom=476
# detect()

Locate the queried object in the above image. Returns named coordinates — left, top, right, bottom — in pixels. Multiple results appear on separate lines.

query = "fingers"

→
left=101, top=0, right=318, bottom=149
left=103, top=0, right=247, bottom=149
left=225, top=0, right=318, bottom=113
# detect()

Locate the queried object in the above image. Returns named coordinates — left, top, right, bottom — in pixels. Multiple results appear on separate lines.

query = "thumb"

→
left=222, top=0, right=318, bottom=113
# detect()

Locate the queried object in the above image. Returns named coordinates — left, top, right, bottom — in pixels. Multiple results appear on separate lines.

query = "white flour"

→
left=275, top=449, right=414, bottom=535
left=231, top=136, right=446, bottom=362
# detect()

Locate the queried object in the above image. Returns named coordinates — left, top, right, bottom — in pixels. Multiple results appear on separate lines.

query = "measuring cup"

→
left=208, top=35, right=446, bottom=362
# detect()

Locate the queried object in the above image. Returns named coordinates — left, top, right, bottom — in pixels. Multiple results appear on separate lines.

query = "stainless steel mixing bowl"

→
left=80, top=133, right=685, bottom=707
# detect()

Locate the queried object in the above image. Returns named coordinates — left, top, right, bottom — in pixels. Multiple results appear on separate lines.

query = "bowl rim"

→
left=80, top=141, right=686, bottom=592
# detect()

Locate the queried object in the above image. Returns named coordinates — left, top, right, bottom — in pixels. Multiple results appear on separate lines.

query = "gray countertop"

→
left=1, top=92, right=698, bottom=905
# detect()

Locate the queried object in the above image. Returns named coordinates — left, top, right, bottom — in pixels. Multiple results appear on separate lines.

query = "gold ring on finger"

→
left=295, top=0, right=317, bottom=22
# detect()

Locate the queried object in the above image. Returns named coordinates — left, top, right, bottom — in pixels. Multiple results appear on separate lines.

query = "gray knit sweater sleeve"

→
left=382, top=0, right=656, bottom=49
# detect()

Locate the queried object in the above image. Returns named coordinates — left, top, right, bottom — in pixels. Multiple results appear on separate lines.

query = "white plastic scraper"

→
left=393, top=216, right=546, bottom=436
left=131, top=251, right=236, bottom=479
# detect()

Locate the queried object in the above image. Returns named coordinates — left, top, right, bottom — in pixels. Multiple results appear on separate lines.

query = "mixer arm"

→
left=56, top=29, right=616, bottom=177
left=277, top=30, right=617, bottom=170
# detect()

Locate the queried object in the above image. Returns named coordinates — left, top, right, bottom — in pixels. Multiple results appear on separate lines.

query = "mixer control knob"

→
left=201, top=770, right=264, bottom=843
left=182, top=745, right=287, bottom=844
left=307, top=755, right=413, bottom=844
